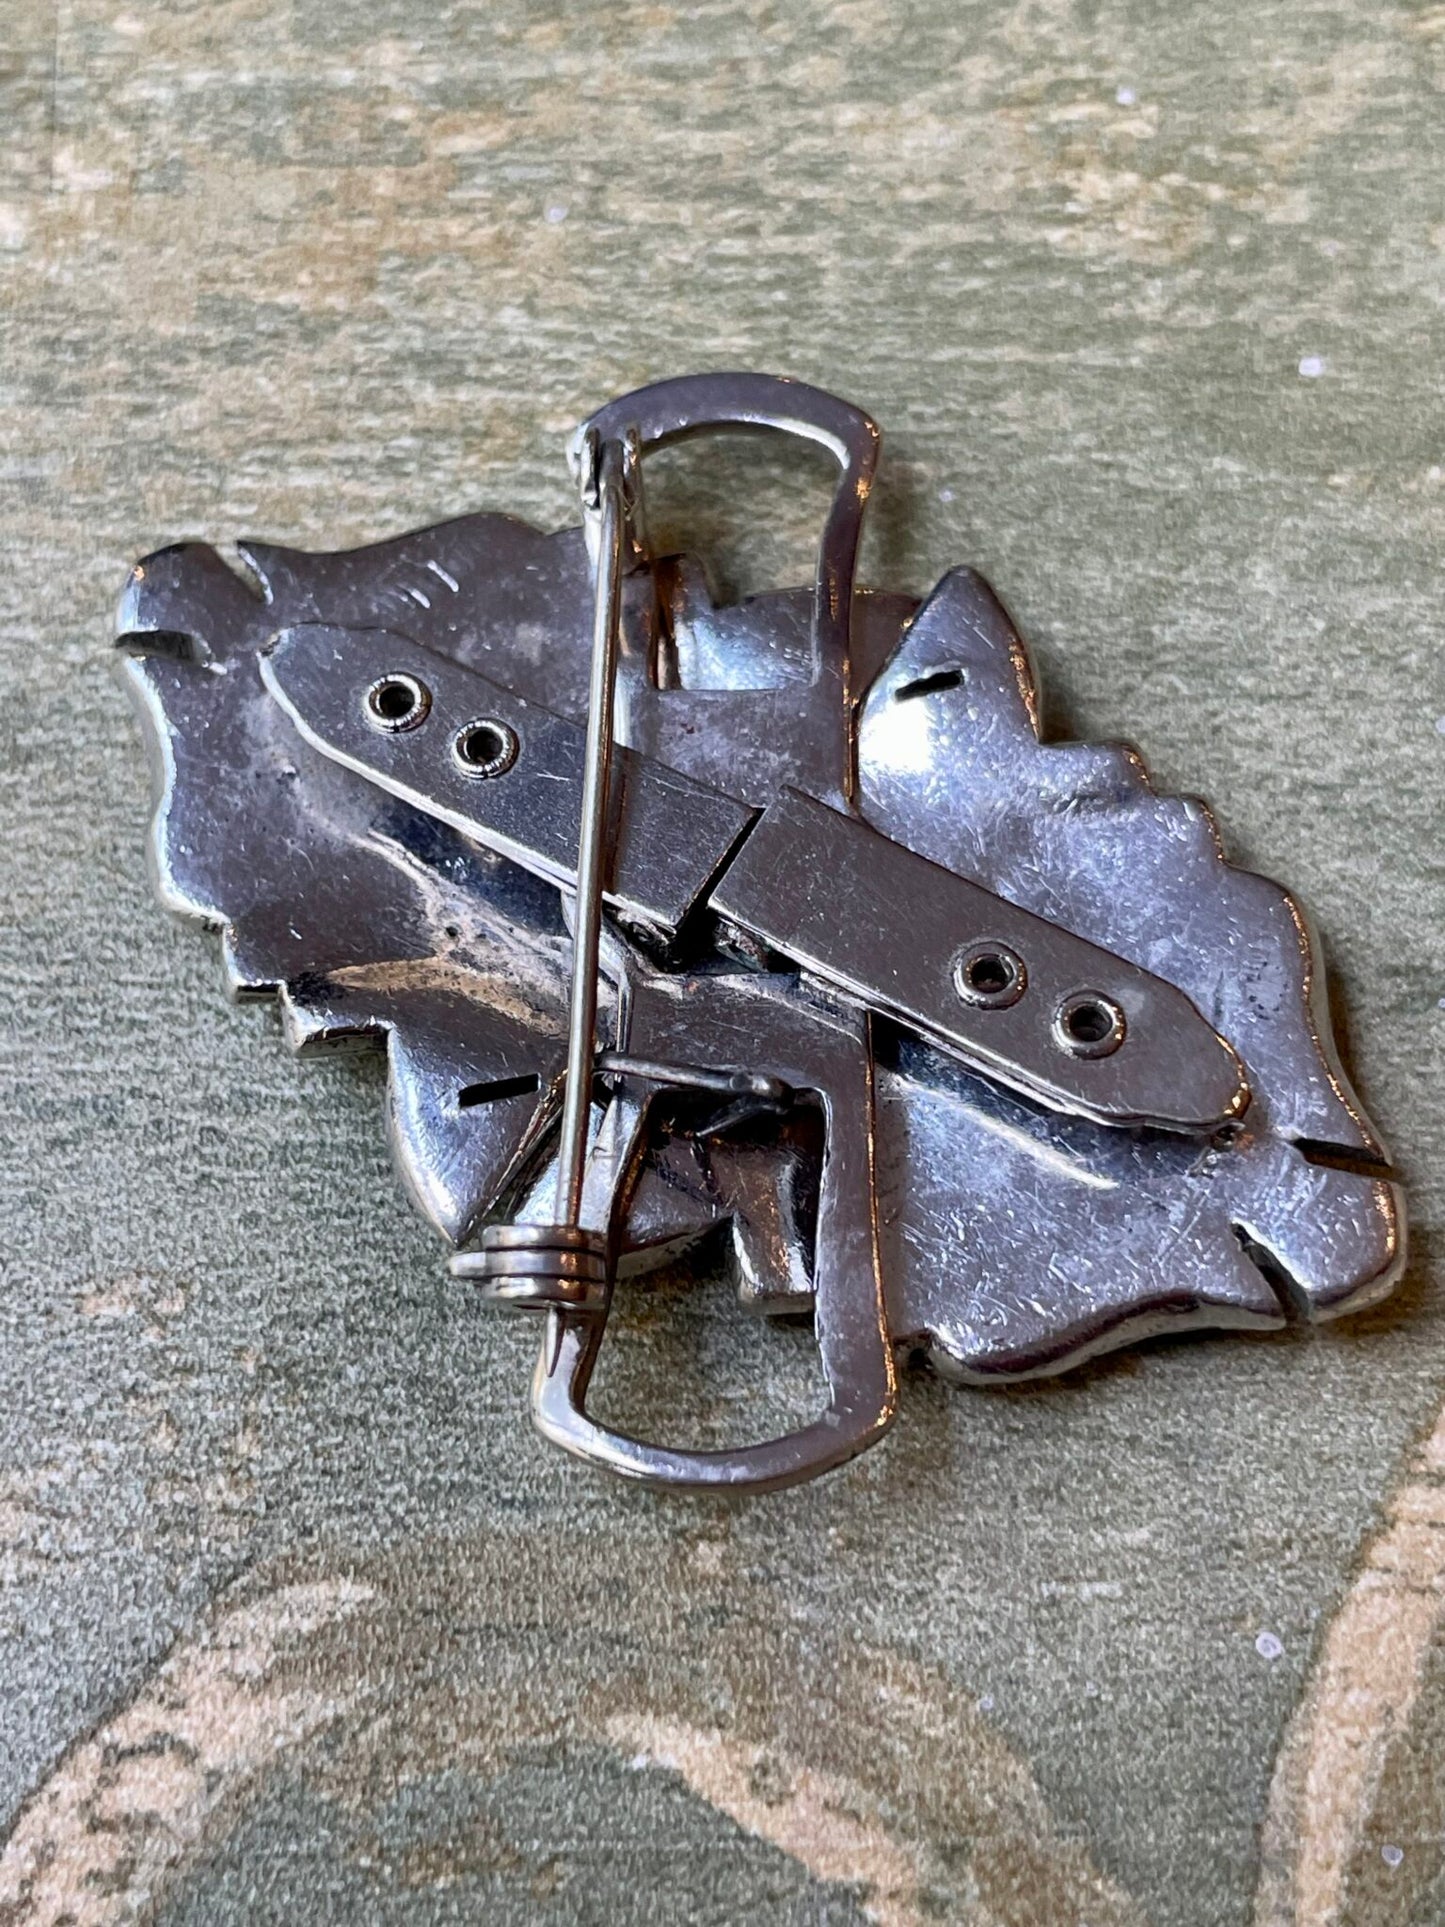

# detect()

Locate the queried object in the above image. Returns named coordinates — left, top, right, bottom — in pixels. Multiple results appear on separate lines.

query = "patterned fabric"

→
left=1, top=2, right=1440, bottom=1921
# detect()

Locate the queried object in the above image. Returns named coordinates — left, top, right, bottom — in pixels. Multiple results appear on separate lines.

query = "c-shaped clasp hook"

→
left=573, top=372, right=880, bottom=805
left=528, top=985, right=898, bottom=1495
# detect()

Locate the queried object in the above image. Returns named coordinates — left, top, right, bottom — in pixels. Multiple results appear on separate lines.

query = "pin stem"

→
left=554, top=431, right=628, bottom=1227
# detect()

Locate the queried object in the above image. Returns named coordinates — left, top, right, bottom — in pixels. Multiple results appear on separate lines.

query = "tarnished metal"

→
left=265, top=623, right=1245, bottom=1134
left=262, top=623, right=753, bottom=935
left=710, top=785, right=1247, bottom=1130
left=115, top=372, right=1407, bottom=1494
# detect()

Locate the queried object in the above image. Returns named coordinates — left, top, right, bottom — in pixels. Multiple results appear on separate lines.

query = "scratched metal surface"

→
left=0, top=3, right=1442, bottom=1924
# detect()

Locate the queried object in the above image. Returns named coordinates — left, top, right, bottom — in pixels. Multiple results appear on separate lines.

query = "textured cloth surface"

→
left=1, top=3, right=1442, bottom=1924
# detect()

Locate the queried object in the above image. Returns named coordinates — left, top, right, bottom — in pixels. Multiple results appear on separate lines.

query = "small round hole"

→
left=952, top=942, right=1027, bottom=1009
left=365, top=673, right=431, bottom=733
left=968, top=954, right=1011, bottom=995
left=453, top=718, right=519, bottom=779
left=372, top=683, right=414, bottom=722
left=1054, top=992, right=1126, bottom=1059
left=1066, top=1003, right=1112, bottom=1044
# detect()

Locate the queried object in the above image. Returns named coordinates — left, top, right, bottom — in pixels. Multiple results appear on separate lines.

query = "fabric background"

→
left=0, top=3, right=1441, bottom=1922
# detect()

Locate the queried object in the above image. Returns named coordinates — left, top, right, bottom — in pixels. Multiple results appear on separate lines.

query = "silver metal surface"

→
left=712, top=785, right=1247, bottom=1131
left=579, top=372, right=880, bottom=811
left=555, top=429, right=629, bottom=1230
left=531, top=975, right=897, bottom=1493
left=261, top=623, right=754, bottom=937
left=268, top=619, right=1245, bottom=1134
left=116, top=371, right=1408, bottom=1493
left=463, top=1223, right=610, bottom=1315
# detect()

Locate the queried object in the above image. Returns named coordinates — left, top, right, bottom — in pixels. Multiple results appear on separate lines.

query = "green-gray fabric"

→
left=1, top=3, right=1441, bottom=1923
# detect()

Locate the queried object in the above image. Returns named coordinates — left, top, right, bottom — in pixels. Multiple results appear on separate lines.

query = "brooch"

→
left=117, top=374, right=1405, bottom=1491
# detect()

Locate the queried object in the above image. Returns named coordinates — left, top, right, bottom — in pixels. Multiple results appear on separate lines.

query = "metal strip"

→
left=261, top=623, right=755, bottom=936
left=709, top=787, right=1249, bottom=1132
